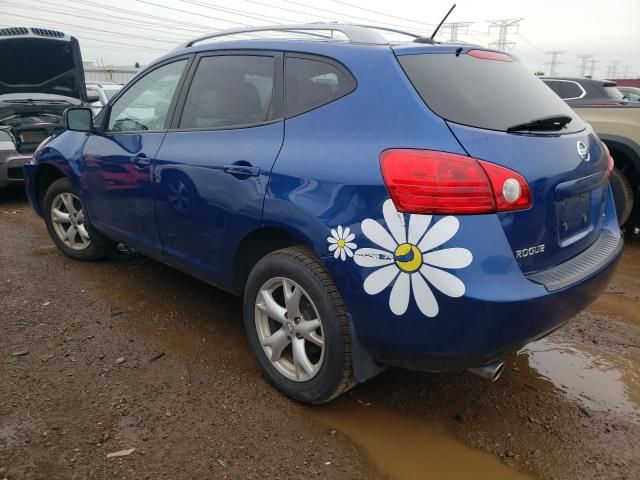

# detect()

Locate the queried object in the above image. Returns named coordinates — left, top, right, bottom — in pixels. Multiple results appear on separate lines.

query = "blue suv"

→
left=24, top=24, right=622, bottom=403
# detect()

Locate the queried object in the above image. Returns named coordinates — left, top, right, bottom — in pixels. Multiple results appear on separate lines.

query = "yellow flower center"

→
left=394, top=243, right=423, bottom=273
left=337, top=239, right=346, bottom=248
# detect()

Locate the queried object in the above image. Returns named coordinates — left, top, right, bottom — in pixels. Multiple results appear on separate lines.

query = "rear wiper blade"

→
left=506, top=114, right=572, bottom=132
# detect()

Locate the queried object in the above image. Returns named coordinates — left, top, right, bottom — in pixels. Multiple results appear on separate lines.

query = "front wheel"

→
left=243, top=246, right=355, bottom=404
left=610, top=167, right=634, bottom=226
left=43, top=177, right=115, bottom=261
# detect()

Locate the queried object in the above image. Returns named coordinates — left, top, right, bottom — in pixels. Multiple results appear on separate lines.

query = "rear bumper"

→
left=0, top=148, right=30, bottom=188
left=323, top=190, right=622, bottom=372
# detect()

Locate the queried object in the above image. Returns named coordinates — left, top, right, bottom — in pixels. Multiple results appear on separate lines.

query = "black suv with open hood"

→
left=0, top=27, right=91, bottom=189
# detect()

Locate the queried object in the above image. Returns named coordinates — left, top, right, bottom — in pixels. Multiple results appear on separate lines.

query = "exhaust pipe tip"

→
left=467, top=361, right=505, bottom=382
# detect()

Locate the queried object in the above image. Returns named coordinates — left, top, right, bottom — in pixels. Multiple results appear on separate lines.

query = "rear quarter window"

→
left=398, top=52, right=585, bottom=134
left=285, top=55, right=356, bottom=117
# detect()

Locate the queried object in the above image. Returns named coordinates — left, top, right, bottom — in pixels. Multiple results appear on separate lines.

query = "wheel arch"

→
left=34, top=163, right=67, bottom=214
left=600, top=135, right=640, bottom=189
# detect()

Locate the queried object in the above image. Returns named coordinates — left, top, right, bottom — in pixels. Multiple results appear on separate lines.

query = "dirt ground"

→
left=1, top=185, right=639, bottom=480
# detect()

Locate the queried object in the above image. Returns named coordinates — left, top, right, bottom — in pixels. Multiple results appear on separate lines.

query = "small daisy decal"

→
left=353, top=199, right=472, bottom=317
left=328, top=225, right=357, bottom=261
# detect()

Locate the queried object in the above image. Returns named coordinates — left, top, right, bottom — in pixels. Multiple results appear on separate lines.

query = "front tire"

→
left=243, top=246, right=355, bottom=404
left=43, top=177, right=115, bottom=261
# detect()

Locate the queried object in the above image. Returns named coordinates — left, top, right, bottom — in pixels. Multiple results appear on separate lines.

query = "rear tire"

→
left=243, top=246, right=355, bottom=404
left=610, top=167, right=634, bottom=226
left=43, top=177, right=115, bottom=261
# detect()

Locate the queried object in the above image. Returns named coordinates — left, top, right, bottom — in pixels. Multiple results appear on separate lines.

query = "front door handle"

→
left=223, top=163, right=260, bottom=178
left=130, top=155, right=151, bottom=168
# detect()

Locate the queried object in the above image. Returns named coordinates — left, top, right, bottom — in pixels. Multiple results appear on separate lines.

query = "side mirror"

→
left=64, top=107, right=94, bottom=132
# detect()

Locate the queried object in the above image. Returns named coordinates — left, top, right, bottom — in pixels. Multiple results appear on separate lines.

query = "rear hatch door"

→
left=395, top=46, right=610, bottom=273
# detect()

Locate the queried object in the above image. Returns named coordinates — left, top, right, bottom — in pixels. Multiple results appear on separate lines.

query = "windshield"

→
left=397, top=52, right=585, bottom=134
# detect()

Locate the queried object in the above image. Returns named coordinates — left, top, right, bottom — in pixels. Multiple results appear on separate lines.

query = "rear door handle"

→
left=130, top=156, right=151, bottom=168
left=223, top=164, right=260, bottom=177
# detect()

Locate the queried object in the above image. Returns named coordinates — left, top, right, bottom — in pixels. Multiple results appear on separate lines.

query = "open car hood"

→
left=0, top=27, right=87, bottom=101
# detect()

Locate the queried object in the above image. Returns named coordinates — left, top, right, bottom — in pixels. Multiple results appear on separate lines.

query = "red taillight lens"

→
left=379, top=149, right=532, bottom=214
left=602, top=142, right=614, bottom=178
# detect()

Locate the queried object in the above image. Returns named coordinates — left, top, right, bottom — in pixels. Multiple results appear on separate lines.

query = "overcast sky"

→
left=1, top=0, right=638, bottom=78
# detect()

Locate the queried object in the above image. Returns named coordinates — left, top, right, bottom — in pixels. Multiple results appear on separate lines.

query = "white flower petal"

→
left=340, top=249, right=346, bottom=261
left=345, top=242, right=357, bottom=249
left=411, top=273, right=439, bottom=317
left=353, top=248, right=394, bottom=267
left=345, top=247, right=354, bottom=257
left=361, top=219, right=398, bottom=252
left=408, top=214, right=432, bottom=245
left=389, top=272, right=410, bottom=315
left=333, top=248, right=341, bottom=259
left=383, top=199, right=407, bottom=245
left=345, top=233, right=355, bottom=242
left=363, top=264, right=398, bottom=295
left=337, top=225, right=343, bottom=238
left=421, top=265, right=466, bottom=298
left=328, top=243, right=339, bottom=252
left=330, top=228, right=339, bottom=240
left=423, top=248, right=473, bottom=269
left=327, top=236, right=338, bottom=244
left=343, top=226, right=351, bottom=239
left=418, top=216, right=460, bottom=253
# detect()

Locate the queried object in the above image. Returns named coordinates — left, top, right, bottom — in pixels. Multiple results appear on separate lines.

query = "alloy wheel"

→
left=255, top=277, right=324, bottom=382
left=50, top=192, right=91, bottom=251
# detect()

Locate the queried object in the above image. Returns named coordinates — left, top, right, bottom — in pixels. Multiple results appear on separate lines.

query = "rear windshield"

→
left=398, top=52, right=585, bottom=134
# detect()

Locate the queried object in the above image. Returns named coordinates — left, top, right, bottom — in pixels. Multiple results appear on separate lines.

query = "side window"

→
left=179, top=55, right=275, bottom=129
left=107, top=59, right=187, bottom=132
left=562, top=82, right=584, bottom=99
left=285, top=56, right=356, bottom=117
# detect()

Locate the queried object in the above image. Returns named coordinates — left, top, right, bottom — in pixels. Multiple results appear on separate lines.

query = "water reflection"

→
left=510, top=337, right=640, bottom=422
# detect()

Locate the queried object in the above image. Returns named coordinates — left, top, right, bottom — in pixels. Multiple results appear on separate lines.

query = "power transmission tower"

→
left=545, top=51, right=566, bottom=76
left=606, top=60, right=622, bottom=79
left=622, top=66, right=631, bottom=79
left=588, top=57, right=599, bottom=78
left=487, top=18, right=523, bottom=51
left=442, top=22, right=473, bottom=42
left=576, top=54, right=593, bottom=77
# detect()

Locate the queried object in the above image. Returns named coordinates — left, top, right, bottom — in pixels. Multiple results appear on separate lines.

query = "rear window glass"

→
left=398, top=52, right=585, bottom=134
left=285, top=56, right=355, bottom=117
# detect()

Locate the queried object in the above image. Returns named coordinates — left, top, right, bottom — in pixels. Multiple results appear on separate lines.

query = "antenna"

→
left=430, top=4, right=456, bottom=41
left=414, top=4, right=456, bottom=44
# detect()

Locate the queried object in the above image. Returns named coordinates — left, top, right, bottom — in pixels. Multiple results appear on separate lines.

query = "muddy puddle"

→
left=309, top=400, right=532, bottom=480
left=509, top=336, right=640, bottom=423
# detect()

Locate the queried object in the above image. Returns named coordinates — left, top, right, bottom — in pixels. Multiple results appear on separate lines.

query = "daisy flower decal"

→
left=328, top=225, right=357, bottom=261
left=353, top=200, right=472, bottom=317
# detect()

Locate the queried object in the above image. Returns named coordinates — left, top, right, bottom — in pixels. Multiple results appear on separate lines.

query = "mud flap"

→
left=349, top=315, right=387, bottom=382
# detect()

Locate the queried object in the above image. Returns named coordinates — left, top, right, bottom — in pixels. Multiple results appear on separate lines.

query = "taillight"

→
left=379, top=149, right=532, bottom=215
left=602, top=142, right=614, bottom=178
left=467, top=49, right=513, bottom=62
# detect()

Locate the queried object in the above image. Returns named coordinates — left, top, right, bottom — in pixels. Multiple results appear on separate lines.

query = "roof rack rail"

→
left=179, top=23, right=421, bottom=48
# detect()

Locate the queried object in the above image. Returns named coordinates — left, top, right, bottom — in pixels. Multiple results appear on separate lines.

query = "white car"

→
left=86, top=82, right=123, bottom=113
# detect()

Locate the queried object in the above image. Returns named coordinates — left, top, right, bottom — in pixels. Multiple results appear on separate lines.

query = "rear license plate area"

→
left=557, top=192, right=591, bottom=244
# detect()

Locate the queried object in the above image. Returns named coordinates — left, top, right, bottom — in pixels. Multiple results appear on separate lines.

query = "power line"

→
left=328, top=0, right=435, bottom=27
left=133, top=0, right=251, bottom=27
left=6, top=2, right=193, bottom=41
left=487, top=18, right=523, bottom=51
left=545, top=51, right=566, bottom=76
left=180, top=0, right=298, bottom=25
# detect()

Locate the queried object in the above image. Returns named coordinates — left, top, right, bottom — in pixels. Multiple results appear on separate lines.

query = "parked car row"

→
left=541, top=76, right=640, bottom=226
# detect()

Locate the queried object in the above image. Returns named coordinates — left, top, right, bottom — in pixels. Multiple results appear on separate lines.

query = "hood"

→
left=0, top=27, right=87, bottom=101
